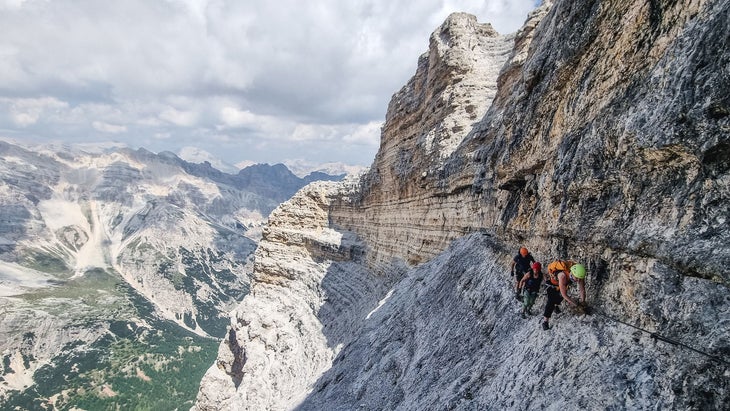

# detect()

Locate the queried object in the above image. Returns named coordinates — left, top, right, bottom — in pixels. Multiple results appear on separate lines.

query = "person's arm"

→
left=558, top=272, right=577, bottom=306
left=578, top=279, right=586, bottom=304
left=519, top=272, right=529, bottom=289
left=510, top=261, right=516, bottom=275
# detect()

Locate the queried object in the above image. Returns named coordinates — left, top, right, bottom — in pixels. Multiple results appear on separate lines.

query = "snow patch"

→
left=366, top=289, right=394, bottom=319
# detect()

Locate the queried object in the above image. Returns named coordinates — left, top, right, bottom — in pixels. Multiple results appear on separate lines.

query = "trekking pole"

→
left=591, top=308, right=730, bottom=367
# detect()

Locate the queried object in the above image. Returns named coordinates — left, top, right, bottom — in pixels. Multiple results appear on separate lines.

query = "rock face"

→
left=343, top=13, right=516, bottom=267
left=197, top=2, right=729, bottom=410
left=195, top=180, right=397, bottom=410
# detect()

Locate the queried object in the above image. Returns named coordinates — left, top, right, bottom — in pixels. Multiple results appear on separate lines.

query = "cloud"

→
left=159, top=107, right=199, bottom=127
left=0, top=0, right=537, bottom=166
left=220, top=107, right=267, bottom=129
left=288, top=122, right=382, bottom=146
left=92, top=121, right=127, bottom=134
left=0, top=0, right=28, bottom=11
left=344, top=121, right=382, bottom=146
left=2, top=97, right=69, bottom=127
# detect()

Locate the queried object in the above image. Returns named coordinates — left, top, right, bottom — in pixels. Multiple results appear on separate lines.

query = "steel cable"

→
left=590, top=307, right=730, bottom=367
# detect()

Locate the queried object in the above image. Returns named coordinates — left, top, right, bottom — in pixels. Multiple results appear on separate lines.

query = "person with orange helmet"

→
left=519, top=261, right=543, bottom=318
left=510, top=247, right=535, bottom=300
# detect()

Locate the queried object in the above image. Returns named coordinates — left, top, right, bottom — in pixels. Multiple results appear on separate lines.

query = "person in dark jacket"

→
left=510, top=247, right=535, bottom=300
left=519, top=262, right=543, bottom=318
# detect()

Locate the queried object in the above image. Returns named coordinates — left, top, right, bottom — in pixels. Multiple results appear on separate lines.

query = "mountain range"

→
left=0, top=141, right=343, bottom=409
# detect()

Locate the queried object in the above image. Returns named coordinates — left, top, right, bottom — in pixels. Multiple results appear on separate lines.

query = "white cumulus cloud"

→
left=0, top=0, right=537, bottom=166
left=3, top=97, right=69, bottom=127
left=92, top=121, right=127, bottom=134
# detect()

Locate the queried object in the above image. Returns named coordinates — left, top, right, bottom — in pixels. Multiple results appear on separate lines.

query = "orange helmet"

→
left=520, top=247, right=529, bottom=257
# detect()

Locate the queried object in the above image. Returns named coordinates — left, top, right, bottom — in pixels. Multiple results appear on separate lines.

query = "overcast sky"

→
left=0, top=0, right=537, bottom=169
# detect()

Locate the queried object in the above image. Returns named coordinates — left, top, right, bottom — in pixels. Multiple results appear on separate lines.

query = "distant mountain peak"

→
left=177, top=146, right=239, bottom=174
left=282, top=159, right=367, bottom=178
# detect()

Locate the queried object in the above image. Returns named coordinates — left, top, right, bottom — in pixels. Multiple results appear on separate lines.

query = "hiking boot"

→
left=515, top=293, right=523, bottom=302
left=542, top=321, right=549, bottom=331
left=521, top=311, right=526, bottom=319
left=554, top=305, right=561, bottom=314
left=526, top=308, right=533, bottom=315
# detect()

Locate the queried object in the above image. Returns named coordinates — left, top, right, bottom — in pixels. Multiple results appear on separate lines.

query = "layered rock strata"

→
left=195, top=181, right=399, bottom=410
left=197, top=1, right=729, bottom=410
left=338, top=13, right=516, bottom=267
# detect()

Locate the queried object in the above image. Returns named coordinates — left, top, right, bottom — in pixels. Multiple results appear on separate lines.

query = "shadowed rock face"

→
left=196, top=1, right=729, bottom=410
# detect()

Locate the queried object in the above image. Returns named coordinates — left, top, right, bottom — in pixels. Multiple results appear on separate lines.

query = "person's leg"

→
left=542, top=288, right=563, bottom=329
left=521, top=291, right=531, bottom=317
left=525, top=292, right=537, bottom=313
left=543, top=288, right=556, bottom=318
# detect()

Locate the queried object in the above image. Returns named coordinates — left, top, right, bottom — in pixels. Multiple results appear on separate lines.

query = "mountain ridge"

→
left=0, top=141, right=344, bottom=408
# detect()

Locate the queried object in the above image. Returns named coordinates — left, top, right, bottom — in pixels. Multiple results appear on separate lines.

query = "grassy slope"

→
left=1, top=269, right=221, bottom=411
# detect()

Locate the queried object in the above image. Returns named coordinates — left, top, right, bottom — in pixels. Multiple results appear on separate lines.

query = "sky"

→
left=0, top=0, right=538, bottom=169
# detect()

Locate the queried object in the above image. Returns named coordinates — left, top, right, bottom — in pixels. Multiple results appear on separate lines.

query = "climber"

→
left=510, top=247, right=535, bottom=300
left=541, top=260, right=586, bottom=330
left=519, top=261, right=543, bottom=318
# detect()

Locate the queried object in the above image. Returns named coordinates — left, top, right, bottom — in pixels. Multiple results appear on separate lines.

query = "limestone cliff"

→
left=196, top=1, right=729, bottom=410
left=194, top=179, right=399, bottom=410
left=337, top=12, right=516, bottom=267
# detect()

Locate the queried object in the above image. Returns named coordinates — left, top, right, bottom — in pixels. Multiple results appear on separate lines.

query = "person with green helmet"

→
left=541, top=260, right=587, bottom=330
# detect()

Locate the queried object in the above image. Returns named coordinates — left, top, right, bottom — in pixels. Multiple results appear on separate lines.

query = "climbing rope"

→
left=509, top=270, right=728, bottom=367
left=590, top=307, right=730, bottom=367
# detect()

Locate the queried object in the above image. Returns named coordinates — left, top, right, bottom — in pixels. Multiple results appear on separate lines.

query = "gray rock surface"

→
left=298, top=233, right=730, bottom=411
left=197, top=1, right=729, bottom=410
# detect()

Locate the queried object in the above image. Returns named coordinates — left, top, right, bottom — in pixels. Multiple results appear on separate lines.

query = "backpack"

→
left=546, top=260, right=573, bottom=287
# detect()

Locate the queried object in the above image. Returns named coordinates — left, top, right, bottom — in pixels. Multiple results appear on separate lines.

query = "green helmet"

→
left=570, top=264, right=586, bottom=279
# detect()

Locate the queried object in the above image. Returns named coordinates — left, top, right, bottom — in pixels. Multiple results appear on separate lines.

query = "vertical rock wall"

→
left=330, top=12, right=518, bottom=266
left=333, top=0, right=729, bottom=281
left=195, top=181, right=400, bottom=410
left=323, top=0, right=730, bottom=408
left=196, top=1, right=729, bottom=409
